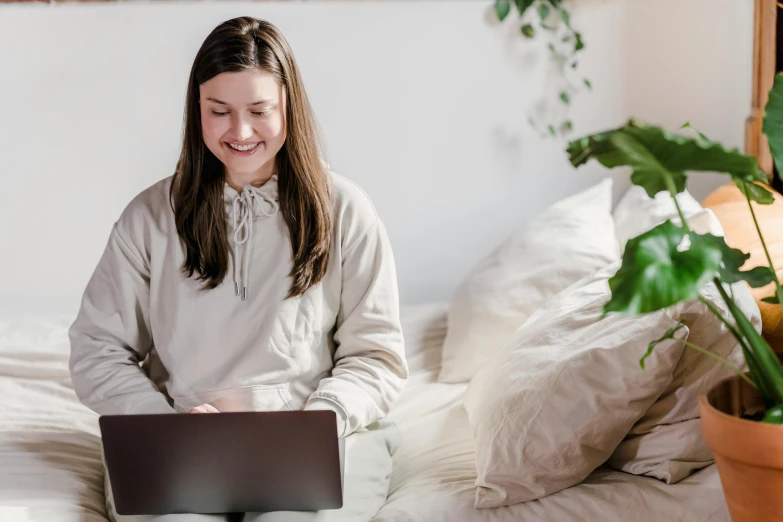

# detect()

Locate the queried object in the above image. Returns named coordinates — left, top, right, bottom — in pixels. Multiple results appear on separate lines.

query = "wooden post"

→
left=746, top=0, right=777, bottom=176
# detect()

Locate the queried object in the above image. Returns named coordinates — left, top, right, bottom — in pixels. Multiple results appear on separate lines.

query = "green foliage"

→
left=566, top=74, right=783, bottom=420
left=763, top=73, right=783, bottom=181
left=538, top=3, right=550, bottom=20
left=641, top=322, right=686, bottom=369
left=514, top=0, right=536, bottom=13
left=604, top=222, right=723, bottom=315
left=495, top=0, right=511, bottom=21
left=568, top=120, right=767, bottom=198
left=491, top=0, right=589, bottom=137
left=762, top=404, right=783, bottom=424
left=736, top=180, right=775, bottom=205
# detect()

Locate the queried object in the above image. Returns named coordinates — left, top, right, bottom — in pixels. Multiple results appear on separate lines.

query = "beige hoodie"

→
left=68, top=171, right=407, bottom=437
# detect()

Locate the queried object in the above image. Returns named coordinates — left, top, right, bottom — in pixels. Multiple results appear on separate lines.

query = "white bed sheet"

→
left=0, top=305, right=732, bottom=522
left=374, top=302, right=731, bottom=522
left=0, top=315, right=107, bottom=522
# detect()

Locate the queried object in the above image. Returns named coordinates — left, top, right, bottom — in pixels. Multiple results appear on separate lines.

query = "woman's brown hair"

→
left=170, top=16, right=332, bottom=299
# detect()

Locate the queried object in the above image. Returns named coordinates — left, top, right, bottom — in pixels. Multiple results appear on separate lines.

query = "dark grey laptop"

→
left=99, top=410, right=344, bottom=516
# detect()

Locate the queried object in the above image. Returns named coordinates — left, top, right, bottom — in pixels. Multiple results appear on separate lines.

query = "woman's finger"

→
left=189, top=404, right=220, bottom=413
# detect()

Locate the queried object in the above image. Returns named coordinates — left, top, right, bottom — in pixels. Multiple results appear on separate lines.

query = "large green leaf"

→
left=763, top=73, right=783, bottom=181
left=608, top=131, right=686, bottom=196
left=680, top=123, right=775, bottom=204
left=568, top=120, right=767, bottom=198
left=604, top=221, right=722, bottom=315
left=736, top=179, right=775, bottom=205
left=711, top=235, right=777, bottom=288
left=725, top=265, right=777, bottom=288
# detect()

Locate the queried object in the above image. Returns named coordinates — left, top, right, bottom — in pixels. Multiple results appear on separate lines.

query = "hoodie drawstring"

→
left=230, top=185, right=279, bottom=300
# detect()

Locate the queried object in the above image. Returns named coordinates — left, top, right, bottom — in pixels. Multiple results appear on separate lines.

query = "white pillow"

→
left=613, top=185, right=703, bottom=252
left=463, top=263, right=688, bottom=508
left=607, top=208, right=762, bottom=483
left=438, top=179, right=619, bottom=383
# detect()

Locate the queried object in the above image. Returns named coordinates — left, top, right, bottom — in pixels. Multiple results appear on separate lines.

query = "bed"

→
left=0, top=303, right=730, bottom=522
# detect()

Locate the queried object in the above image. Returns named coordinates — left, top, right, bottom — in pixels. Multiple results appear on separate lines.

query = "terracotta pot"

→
left=700, top=374, right=783, bottom=521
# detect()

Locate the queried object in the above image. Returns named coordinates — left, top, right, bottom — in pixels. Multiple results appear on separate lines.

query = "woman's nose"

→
left=231, top=115, right=254, bottom=140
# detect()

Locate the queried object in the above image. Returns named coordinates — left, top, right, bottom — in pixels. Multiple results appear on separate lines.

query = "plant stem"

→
left=699, top=295, right=746, bottom=346
left=673, top=338, right=756, bottom=389
left=746, top=195, right=777, bottom=276
left=745, top=195, right=783, bottom=306
left=663, top=175, right=689, bottom=229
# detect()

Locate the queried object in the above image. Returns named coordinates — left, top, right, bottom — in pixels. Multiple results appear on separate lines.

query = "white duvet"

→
left=0, top=306, right=730, bottom=522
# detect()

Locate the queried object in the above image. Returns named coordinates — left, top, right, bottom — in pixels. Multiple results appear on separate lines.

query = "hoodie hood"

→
left=223, top=174, right=280, bottom=300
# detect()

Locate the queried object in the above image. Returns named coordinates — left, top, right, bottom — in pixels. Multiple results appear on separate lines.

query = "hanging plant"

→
left=493, top=0, right=590, bottom=137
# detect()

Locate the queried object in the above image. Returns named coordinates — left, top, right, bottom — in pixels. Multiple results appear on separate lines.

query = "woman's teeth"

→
left=229, top=142, right=259, bottom=151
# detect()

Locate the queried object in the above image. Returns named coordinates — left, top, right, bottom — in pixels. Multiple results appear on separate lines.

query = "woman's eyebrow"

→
left=206, top=97, right=273, bottom=106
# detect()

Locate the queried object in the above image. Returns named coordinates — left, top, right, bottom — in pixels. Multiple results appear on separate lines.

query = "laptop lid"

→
left=100, top=410, right=344, bottom=515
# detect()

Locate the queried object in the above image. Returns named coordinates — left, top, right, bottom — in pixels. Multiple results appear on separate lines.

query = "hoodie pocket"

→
left=186, top=384, right=295, bottom=413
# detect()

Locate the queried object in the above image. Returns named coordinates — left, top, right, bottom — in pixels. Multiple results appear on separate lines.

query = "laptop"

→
left=99, top=410, right=344, bottom=516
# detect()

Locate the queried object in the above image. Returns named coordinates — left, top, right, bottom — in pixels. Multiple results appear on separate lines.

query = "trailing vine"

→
left=493, top=0, right=590, bottom=137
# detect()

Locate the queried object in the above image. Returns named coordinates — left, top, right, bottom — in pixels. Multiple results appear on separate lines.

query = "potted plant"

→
left=566, top=74, right=783, bottom=522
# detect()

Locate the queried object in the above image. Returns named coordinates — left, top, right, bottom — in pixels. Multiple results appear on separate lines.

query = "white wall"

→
left=0, top=0, right=754, bottom=316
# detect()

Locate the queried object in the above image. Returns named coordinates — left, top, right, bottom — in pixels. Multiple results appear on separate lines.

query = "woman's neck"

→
left=224, top=163, right=276, bottom=193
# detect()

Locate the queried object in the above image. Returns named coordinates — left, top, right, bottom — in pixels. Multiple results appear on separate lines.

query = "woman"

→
left=69, top=16, right=407, bottom=522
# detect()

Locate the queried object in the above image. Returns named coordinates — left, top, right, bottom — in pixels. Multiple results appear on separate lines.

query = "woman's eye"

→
left=210, top=109, right=269, bottom=117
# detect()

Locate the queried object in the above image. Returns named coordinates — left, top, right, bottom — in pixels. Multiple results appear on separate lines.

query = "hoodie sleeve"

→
left=68, top=223, right=176, bottom=416
left=304, top=219, right=408, bottom=437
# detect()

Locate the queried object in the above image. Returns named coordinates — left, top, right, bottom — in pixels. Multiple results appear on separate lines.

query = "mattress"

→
left=373, top=302, right=731, bottom=522
left=0, top=305, right=731, bottom=522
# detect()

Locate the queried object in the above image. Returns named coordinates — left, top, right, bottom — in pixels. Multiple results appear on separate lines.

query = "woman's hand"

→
left=189, top=403, right=220, bottom=413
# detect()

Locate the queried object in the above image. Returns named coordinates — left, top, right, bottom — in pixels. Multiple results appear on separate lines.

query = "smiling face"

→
left=199, top=69, right=286, bottom=190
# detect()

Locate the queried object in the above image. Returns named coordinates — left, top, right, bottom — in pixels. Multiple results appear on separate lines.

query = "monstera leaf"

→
left=681, top=122, right=775, bottom=204
left=568, top=120, right=769, bottom=200
left=604, top=221, right=723, bottom=315
left=715, top=240, right=776, bottom=288
left=736, top=180, right=775, bottom=205
left=606, top=222, right=777, bottom=316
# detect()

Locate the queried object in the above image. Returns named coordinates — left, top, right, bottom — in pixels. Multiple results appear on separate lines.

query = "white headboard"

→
left=0, top=0, right=753, bottom=316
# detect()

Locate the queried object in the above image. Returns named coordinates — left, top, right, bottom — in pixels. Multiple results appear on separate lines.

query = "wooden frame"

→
left=747, top=0, right=777, bottom=176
